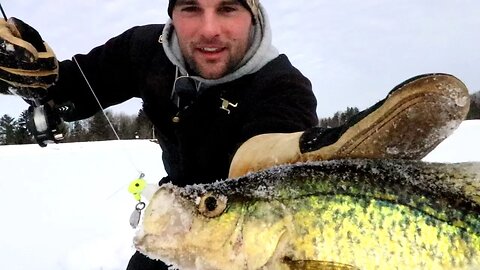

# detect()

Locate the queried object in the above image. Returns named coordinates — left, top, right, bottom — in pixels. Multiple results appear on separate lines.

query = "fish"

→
left=133, top=159, right=480, bottom=270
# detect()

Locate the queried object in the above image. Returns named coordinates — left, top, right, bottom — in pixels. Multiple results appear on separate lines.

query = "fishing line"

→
left=72, top=56, right=145, bottom=182
left=73, top=56, right=150, bottom=203
left=72, top=56, right=122, bottom=141
left=0, top=1, right=125, bottom=149
left=72, top=57, right=149, bottom=225
left=1, top=3, right=143, bottom=176
left=2, top=2, right=148, bottom=226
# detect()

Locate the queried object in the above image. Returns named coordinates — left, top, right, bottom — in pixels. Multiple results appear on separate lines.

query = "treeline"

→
left=466, top=91, right=480, bottom=120
left=318, top=91, right=480, bottom=128
left=0, top=111, right=31, bottom=145
left=0, top=109, right=154, bottom=145
left=2, top=91, right=479, bottom=145
left=63, top=109, right=154, bottom=142
left=318, top=107, right=360, bottom=128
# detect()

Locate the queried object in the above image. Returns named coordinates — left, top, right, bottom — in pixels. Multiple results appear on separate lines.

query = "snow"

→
left=0, top=140, right=166, bottom=270
left=423, top=120, right=480, bottom=162
left=0, top=121, right=479, bottom=270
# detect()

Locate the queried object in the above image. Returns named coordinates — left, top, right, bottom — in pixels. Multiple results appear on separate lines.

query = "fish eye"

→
left=198, top=193, right=227, bottom=218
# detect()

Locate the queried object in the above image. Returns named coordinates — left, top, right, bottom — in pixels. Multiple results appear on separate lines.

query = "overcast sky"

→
left=1, top=0, right=479, bottom=118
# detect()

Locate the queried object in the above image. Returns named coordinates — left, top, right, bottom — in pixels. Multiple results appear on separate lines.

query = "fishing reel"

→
left=27, top=102, right=73, bottom=147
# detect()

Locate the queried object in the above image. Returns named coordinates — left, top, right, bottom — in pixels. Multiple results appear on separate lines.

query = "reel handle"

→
left=27, top=102, right=73, bottom=147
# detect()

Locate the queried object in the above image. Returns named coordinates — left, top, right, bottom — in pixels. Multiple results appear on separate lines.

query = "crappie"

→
left=134, top=159, right=480, bottom=270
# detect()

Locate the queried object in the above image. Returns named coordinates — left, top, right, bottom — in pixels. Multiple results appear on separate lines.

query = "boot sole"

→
left=306, top=74, right=470, bottom=160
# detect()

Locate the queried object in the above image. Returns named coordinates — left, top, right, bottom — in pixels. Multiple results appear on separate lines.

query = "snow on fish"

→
left=134, top=159, right=480, bottom=270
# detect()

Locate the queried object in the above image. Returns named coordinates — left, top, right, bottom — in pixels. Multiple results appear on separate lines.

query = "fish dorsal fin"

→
left=284, top=259, right=359, bottom=270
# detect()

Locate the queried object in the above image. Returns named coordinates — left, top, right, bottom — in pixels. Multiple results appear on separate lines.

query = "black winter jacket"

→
left=48, top=24, right=318, bottom=186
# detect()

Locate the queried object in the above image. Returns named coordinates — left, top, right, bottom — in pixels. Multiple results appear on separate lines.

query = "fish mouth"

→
left=134, top=218, right=246, bottom=269
left=133, top=233, right=180, bottom=262
left=133, top=233, right=156, bottom=259
left=132, top=187, right=196, bottom=259
left=133, top=233, right=148, bottom=254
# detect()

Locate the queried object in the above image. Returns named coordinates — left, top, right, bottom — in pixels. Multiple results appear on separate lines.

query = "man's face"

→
left=172, top=0, right=253, bottom=79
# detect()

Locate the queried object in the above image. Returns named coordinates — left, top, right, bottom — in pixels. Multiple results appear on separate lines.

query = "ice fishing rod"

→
left=0, top=2, right=129, bottom=150
left=2, top=3, right=147, bottom=217
left=0, top=3, right=7, bottom=20
left=0, top=3, right=65, bottom=146
left=0, top=3, right=117, bottom=147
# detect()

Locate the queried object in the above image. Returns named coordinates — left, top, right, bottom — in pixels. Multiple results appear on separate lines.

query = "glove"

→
left=228, top=73, right=470, bottom=178
left=0, top=17, right=58, bottom=99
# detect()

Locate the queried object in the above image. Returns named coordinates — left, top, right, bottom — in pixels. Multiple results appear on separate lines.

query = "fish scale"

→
left=283, top=194, right=480, bottom=269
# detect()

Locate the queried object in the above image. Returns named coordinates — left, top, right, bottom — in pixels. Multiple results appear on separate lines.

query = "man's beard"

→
left=181, top=27, right=255, bottom=79
left=184, top=50, right=242, bottom=80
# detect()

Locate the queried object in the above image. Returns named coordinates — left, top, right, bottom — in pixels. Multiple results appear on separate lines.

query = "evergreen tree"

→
left=115, top=113, right=137, bottom=139
left=13, top=110, right=33, bottom=144
left=319, top=107, right=360, bottom=128
left=467, top=91, right=480, bottom=120
left=135, top=109, right=154, bottom=139
left=0, top=114, right=15, bottom=145
left=87, top=111, right=116, bottom=141
left=67, top=121, right=88, bottom=142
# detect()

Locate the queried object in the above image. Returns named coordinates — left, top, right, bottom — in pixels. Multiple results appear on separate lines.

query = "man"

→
left=0, top=0, right=470, bottom=269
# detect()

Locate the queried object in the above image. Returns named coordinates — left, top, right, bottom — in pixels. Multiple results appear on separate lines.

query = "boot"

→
left=229, top=73, right=470, bottom=178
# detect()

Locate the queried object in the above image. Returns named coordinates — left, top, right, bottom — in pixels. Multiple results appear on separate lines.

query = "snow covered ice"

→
left=423, top=120, right=480, bottom=162
left=0, top=140, right=166, bottom=270
left=0, top=121, right=479, bottom=270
